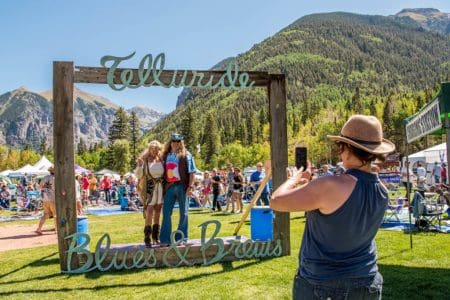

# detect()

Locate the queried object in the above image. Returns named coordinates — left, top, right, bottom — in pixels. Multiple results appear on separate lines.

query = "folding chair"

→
left=384, top=198, right=404, bottom=222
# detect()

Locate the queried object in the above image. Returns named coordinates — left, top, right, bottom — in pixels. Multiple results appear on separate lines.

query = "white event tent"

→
left=8, top=164, right=50, bottom=177
left=33, top=156, right=53, bottom=171
left=403, top=143, right=447, bottom=167
left=0, top=169, right=13, bottom=176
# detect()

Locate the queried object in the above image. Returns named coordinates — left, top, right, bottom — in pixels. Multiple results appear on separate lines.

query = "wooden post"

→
left=268, top=76, right=290, bottom=256
left=53, top=61, right=77, bottom=271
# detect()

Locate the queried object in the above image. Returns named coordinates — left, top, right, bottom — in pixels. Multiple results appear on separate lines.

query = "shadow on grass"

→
left=0, top=252, right=58, bottom=281
left=379, top=264, right=450, bottom=299
left=0, top=257, right=271, bottom=296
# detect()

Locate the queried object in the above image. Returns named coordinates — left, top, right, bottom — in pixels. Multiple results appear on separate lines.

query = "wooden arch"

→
left=53, top=61, right=289, bottom=271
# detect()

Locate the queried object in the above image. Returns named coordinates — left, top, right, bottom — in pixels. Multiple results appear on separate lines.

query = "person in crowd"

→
left=36, top=166, right=57, bottom=235
left=417, top=176, right=429, bottom=197
left=201, top=171, right=212, bottom=209
left=0, top=185, right=10, bottom=209
left=101, top=175, right=112, bottom=205
left=117, top=177, right=127, bottom=208
left=124, top=192, right=139, bottom=211
left=401, top=161, right=414, bottom=198
left=250, top=162, right=270, bottom=206
left=75, top=174, right=83, bottom=215
left=210, top=169, right=222, bottom=212
left=271, top=115, right=394, bottom=299
left=22, top=174, right=28, bottom=187
left=189, top=181, right=203, bottom=208
left=321, top=164, right=334, bottom=176
left=441, top=163, right=447, bottom=185
left=88, top=173, right=98, bottom=206
left=432, top=161, right=442, bottom=185
left=81, top=173, right=89, bottom=205
left=416, top=162, right=426, bottom=178
left=128, top=175, right=136, bottom=194
left=160, top=133, right=197, bottom=245
left=224, top=164, right=234, bottom=211
left=232, top=167, right=245, bottom=213
left=136, top=140, right=165, bottom=247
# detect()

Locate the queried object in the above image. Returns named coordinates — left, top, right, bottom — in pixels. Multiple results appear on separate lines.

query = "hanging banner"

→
left=405, top=98, right=441, bottom=143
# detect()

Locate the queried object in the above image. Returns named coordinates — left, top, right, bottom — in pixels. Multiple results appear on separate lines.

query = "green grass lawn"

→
left=1, top=209, right=450, bottom=299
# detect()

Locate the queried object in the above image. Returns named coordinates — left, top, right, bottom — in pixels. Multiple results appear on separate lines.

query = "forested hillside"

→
left=147, top=12, right=450, bottom=168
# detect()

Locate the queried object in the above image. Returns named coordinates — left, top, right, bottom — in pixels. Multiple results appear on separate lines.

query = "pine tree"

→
left=108, top=107, right=130, bottom=143
left=77, top=138, right=87, bottom=155
left=129, top=111, right=141, bottom=169
left=39, top=136, right=49, bottom=154
left=382, top=94, right=394, bottom=138
left=109, top=139, right=131, bottom=174
left=180, top=105, right=197, bottom=151
left=203, top=113, right=220, bottom=165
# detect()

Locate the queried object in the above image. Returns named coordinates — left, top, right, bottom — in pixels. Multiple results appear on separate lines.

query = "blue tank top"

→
left=299, top=168, right=388, bottom=283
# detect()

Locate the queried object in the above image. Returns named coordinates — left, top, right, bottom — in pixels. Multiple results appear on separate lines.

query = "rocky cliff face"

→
left=0, top=87, right=165, bottom=149
left=395, top=8, right=450, bottom=35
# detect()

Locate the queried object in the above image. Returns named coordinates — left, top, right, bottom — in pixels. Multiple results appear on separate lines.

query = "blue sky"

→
left=1, top=0, right=449, bottom=113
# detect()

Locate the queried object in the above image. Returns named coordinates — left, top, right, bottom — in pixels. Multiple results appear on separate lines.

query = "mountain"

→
left=394, top=8, right=450, bottom=35
left=0, top=87, right=165, bottom=149
left=127, top=105, right=165, bottom=131
left=148, top=11, right=450, bottom=163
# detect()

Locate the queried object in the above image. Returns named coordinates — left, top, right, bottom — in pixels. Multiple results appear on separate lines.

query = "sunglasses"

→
left=171, top=140, right=181, bottom=143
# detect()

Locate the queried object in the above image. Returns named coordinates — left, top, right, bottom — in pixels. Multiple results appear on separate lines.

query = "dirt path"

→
left=0, top=224, right=57, bottom=252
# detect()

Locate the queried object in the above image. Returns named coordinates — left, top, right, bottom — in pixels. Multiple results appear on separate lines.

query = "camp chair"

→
left=384, top=198, right=404, bottom=222
left=412, top=192, right=444, bottom=231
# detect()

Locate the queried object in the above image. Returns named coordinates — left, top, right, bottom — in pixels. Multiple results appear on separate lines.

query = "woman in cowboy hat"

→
left=271, top=115, right=395, bottom=299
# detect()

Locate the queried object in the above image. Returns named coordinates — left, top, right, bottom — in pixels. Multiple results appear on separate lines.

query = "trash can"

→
left=251, top=206, right=273, bottom=242
left=77, top=216, right=89, bottom=250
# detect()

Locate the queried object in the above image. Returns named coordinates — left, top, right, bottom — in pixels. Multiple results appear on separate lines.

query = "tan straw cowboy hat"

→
left=327, top=115, right=395, bottom=155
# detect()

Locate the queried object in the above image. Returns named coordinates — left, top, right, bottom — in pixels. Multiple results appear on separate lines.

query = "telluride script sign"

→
left=100, top=52, right=255, bottom=91
left=64, top=220, right=282, bottom=274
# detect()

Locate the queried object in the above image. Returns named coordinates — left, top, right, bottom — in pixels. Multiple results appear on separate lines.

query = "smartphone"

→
left=295, top=147, right=307, bottom=170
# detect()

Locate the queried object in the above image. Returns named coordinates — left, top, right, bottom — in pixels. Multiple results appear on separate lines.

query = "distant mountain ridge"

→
left=0, top=87, right=165, bottom=149
left=394, top=8, right=450, bottom=35
left=150, top=10, right=450, bottom=161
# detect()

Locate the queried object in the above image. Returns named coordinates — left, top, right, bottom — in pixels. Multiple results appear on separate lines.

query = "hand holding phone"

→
left=295, top=147, right=307, bottom=171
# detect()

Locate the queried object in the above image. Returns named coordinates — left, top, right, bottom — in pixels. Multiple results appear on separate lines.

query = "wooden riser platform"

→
left=68, top=235, right=282, bottom=273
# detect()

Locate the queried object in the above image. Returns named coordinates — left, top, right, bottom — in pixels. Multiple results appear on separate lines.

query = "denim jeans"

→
left=104, top=188, right=111, bottom=204
left=256, top=193, right=270, bottom=206
left=293, top=272, right=383, bottom=300
left=212, top=191, right=221, bottom=211
left=160, top=183, right=189, bottom=244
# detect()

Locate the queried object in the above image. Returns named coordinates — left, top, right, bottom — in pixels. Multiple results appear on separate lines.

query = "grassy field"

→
left=1, top=209, right=450, bottom=299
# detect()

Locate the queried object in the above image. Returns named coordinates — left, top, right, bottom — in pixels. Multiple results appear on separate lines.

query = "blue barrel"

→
left=77, top=216, right=89, bottom=250
left=251, top=206, right=273, bottom=241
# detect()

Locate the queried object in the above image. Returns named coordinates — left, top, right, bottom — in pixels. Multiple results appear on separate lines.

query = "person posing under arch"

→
left=159, top=133, right=197, bottom=245
left=136, top=140, right=165, bottom=247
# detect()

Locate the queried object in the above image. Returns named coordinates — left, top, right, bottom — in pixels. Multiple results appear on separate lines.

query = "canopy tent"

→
left=8, top=164, right=50, bottom=177
left=95, top=168, right=120, bottom=180
left=33, top=156, right=53, bottom=171
left=0, top=169, right=13, bottom=176
left=75, top=165, right=91, bottom=175
left=401, top=143, right=446, bottom=166
left=124, top=172, right=137, bottom=179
